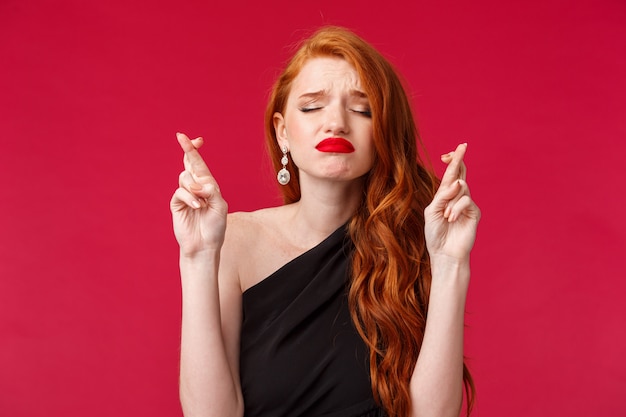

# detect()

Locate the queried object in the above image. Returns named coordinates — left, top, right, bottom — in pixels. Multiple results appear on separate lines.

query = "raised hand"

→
left=170, top=132, right=228, bottom=256
left=424, top=143, right=481, bottom=262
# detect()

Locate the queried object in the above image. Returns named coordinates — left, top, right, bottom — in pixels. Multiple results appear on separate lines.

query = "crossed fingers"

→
left=175, top=132, right=221, bottom=209
left=177, top=133, right=213, bottom=180
left=440, top=143, right=467, bottom=184
left=439, top=143, right=473, bottom=222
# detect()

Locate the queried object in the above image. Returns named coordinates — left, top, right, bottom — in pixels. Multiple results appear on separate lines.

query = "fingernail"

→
left=189, top=183, right=202, bottom=191
left=191, top=200, right=201, bottom=209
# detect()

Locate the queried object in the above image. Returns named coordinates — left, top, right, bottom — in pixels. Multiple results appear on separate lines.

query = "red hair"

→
left=264, top=26, right=475, bottom=417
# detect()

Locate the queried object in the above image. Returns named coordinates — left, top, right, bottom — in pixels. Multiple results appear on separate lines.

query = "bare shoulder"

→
left=221, top=207, right=293, bottom=292
left=224, top=208, right=284, bottom=247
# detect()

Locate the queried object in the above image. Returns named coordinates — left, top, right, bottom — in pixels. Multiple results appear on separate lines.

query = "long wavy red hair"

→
left=264, top=26, right=474, bottom=417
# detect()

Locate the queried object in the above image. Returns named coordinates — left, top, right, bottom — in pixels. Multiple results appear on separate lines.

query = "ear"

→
left=273, top=112, right=288, bottom=150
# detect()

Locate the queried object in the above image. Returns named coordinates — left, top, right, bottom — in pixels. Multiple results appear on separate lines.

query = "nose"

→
left=324, top=104, right=349, bottom=135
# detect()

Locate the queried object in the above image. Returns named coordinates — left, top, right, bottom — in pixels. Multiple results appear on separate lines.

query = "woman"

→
left=171, top=26, right=480, bottom=417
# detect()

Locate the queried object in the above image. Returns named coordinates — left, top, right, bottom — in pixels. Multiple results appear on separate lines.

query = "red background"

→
left=1, top=0, right=624, bottom=415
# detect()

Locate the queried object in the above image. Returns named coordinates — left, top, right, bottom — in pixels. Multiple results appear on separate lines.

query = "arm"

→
left=410, top=143, right=480, bottom=417
left=171, top=133, right=244, bottom=417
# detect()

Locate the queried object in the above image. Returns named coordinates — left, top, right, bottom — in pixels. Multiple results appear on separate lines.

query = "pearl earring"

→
left=277, top=146, right=290, bottom=185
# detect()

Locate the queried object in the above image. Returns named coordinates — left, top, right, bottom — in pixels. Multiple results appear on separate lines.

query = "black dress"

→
left=240, top=224, right=385, bottom=417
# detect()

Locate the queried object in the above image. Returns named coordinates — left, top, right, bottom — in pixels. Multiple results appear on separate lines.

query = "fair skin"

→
left=171, top=57, right=480, bottom=417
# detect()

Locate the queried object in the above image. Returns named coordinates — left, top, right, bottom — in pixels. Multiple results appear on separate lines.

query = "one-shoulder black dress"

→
left=240, top=224, right=385, bottom=416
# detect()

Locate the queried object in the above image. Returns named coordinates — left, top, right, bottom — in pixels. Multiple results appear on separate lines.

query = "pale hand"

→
left=424, top=143, right=481, bottom=261
left=170, top=132, right=228, bottom=256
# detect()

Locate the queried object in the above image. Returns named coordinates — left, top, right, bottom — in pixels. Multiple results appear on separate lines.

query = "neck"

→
left=284, top=176, right=364, bottom=245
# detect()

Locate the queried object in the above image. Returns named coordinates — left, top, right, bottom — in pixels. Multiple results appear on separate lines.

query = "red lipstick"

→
left=315, top=138, right=355, bottom=153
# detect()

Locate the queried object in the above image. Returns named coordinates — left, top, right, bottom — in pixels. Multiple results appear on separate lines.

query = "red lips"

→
left=315, top=138, right=355, bottom=153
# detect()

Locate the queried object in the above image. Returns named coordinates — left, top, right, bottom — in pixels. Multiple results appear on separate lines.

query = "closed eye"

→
left=352, top=109, right=372, bottom=118
left=299, top=107, right=321, bottom=113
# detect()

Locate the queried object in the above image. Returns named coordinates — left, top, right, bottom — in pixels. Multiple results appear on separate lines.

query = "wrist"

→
left=179, top=248, right=221, bottom=274
left=179, top=245, right=221, bottom=260
left=429, top=255, right=471, bottom=289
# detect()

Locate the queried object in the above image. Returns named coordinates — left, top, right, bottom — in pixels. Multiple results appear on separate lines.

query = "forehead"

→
left=290, top=57, right=362, bottom=94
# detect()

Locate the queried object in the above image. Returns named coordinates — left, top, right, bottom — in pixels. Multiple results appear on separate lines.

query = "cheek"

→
left=285, top=115, right=309, bottom=142
left=363, top=133, right=376, bottom=169
left=287, top=125, right=303, bottom=141
left=360, top=128, right=375, bottom=155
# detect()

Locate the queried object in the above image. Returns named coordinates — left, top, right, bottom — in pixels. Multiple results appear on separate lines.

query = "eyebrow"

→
left=297, top=90, right=327, bottom=100
left=350, top=89, right=368, bottom=99
left=297, top=89, right=369, bottom=100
